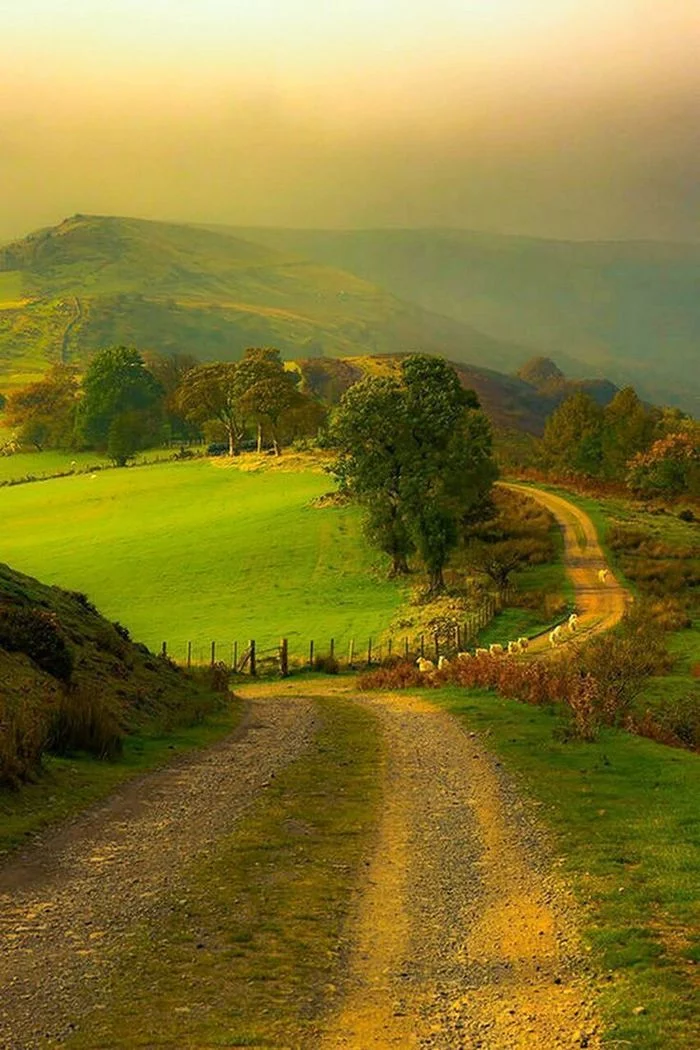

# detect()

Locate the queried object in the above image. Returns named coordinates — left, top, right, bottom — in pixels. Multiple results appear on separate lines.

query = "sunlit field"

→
left=0, top=459, right=405, bottom=660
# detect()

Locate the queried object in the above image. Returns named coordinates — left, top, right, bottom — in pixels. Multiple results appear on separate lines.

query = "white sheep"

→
left=489, top=643, right=504, bottom=657
left=568, top=613, right=579, bottom=633
left=598, top=568, right=610, bottom=584
left=416, top=657, right=435, bottom=673
left=475, top=647, right=489, bottom=658
left=517, top=636, right=529, bottom=649
left=437, top=655, right=450, bottom=670
left=507, top=640, right=522, bottom=655
left=457, top=651, right=472, bottom=662
left=549, top=629, right=560, bottom=647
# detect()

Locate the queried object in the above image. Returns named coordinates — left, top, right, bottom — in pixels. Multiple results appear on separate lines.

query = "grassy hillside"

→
left=0, top=215, right=528, bottom=391
left=0, top=457, right=407, bottom=659
left=295, top=353, right=617, bottom=435
left=231, top=227, right=700, bottom=414
left=0, top=557, right=229, bottom=790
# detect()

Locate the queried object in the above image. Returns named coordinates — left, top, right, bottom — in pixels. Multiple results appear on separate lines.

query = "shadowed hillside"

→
left=295, top=354, right=618, bottom=435
left=0, top=561, right=222, bottom=786
left=0, top=215, right=529, bottom=390
left=229, top=227, right=700, bottom=414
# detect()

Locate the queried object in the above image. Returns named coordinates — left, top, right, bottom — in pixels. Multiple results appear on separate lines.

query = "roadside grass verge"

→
left=432, top=685, right=700, bottom=1050
left=61, top=697, right=381, bottom=1050
left=0, top=700, right=244, bottom=859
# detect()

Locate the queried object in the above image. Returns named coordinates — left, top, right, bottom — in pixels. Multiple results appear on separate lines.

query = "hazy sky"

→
left=2, top=1, right=699, bottom=242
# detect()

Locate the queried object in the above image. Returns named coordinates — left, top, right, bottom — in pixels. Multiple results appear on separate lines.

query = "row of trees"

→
left=541, top=387, right=699, bottom=498
left=1, top=347, right=325, bottom=464
left=330, top=356, right=497, bottom=593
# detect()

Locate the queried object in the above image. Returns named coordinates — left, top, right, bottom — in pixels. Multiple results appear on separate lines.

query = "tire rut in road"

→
left=321, top=692, right=600, bottom=1049
left=0, top=697, right=316, bottom=1050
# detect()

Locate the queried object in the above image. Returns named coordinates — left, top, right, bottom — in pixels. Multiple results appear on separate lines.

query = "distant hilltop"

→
left=0, top=214, right=696, bottom=416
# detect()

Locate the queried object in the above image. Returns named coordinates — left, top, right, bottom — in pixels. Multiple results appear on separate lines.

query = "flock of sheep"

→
left=414, top=567, right=613, bottom=673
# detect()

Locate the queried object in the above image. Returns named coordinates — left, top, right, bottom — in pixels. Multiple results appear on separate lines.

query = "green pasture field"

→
left=0, top=447, right=175, bottom=483
left=0, top=459, right=407, bottom=660
left=434, top=686, right=700, bottom=1050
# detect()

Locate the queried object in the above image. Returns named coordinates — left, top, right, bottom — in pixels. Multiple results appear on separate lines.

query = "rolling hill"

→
left=227, top=227, right=700, bottom=415
left=0, top=215, right=530, bottom=391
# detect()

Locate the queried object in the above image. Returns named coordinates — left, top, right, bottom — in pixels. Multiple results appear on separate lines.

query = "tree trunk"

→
left=428, top=566, right=446, bottom=594
left=227, top=426, right=236, bottom=457
left=389, top=554, right=410, bottom=577
left=256, top=422, right=262, bottom=453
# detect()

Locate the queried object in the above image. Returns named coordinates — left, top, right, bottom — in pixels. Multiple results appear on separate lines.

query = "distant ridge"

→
left=0, top=215, right=531, bottom=391
left=225, top=225, right=700, bottom=415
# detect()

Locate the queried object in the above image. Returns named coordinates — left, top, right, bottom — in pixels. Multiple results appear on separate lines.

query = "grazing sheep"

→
left=475, top=648, right=489, bottom=658
left=457, top=651, right=472, bottom=662
left=568, top=613, right=579, bottom=633
left=437, top=655, right=450, bottom=670
left=416, top=657, right=435, bottom=673
left=598, top=568, right=610, bottom=584
left=517, top=636, right=529, bottom=649
left=489, top=643, right=504, bottom=657
left=507, top=640, right=522, bottom=655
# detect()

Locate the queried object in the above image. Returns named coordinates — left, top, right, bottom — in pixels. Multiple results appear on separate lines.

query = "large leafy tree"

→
left=601, top=387, right=656, bottom=479
left=330, top=355, right=497, bottom=591
left=75, top=346, right=164, bottom=458
left=237, top=348, right=305, bottom=455
left=627, top=426, right=700, bottom=499
left=5, top=365, right=79, bottom=450
left=176, top=362, right=249, bottom=455
left=542, top=391, right=604, bottom=477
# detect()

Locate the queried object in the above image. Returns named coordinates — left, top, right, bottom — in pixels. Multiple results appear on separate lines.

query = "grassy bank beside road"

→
left=433, top=685, right=700, bottom=1050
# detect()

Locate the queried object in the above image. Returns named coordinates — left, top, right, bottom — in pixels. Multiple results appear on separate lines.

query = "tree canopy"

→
left=3, top=365, right=78, bottom=451
left=330, top=355, right=497, bottom=591
left=75, top=346, right=164, bottom=463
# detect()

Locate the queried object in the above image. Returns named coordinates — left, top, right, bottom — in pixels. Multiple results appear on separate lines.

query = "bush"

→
left=314, top=654, right=339, bottom=674
left=209, top=661, right=231, bottom=694
left=679, top=508, right=695, bottom=523
left=0, top=606, right=74, bottom=682
left=47, top=685, right=123, bottom=759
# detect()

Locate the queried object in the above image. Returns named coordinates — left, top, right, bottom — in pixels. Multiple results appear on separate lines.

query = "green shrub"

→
left=0, top=606, right=74, bottom=682
left=0, top=686, right=50, bottom=787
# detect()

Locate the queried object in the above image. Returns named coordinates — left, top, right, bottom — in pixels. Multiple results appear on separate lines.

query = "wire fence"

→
left=161, top=591, right=513, bottom=677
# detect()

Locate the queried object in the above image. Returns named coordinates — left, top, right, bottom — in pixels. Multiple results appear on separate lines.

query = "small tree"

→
left=237, top=348, right=304, bottom=455
left=4, top=365, right=78, bottom=450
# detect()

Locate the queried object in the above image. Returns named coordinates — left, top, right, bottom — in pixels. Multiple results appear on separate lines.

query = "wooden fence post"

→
left=280, top=638, right=289, bottom=678
left=211, top=641, right=216, bottom=667
left=367, top=637, right=372, bottom=666
left=348, top=638, right=355, bottom=668
left=420, top=633, right=425, bottom=658
left=161, top=641, right=167, bottom=658
left=187, top=641, right=192, bottom=669
left=233, top=641, right=238, bottom=671
left=330, top=638, right=335, bottom=661
left=309, top=639, right=314, bottom=670
left=249, top=639, right=256, bottom=677
left=388, top=638, right=393, bottom=658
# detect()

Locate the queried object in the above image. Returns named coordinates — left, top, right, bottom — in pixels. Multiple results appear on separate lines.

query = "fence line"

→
left=161, top=587, right=513, bottom=677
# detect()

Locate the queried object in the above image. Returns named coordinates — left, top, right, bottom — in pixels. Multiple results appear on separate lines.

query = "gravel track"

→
left=0, top=698, right=316, bottom=1050
left=320, top=691, right=601, bottom=1050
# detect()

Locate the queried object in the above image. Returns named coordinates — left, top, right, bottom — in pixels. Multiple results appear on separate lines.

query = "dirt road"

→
left=0, top=698, right=316, bottom=1050
left=314, top=688, right=600, bottom=1049
left=500, top=483, right=630, bottom=651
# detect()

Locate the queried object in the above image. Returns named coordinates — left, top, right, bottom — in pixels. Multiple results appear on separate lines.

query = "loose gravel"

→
left=0, top=697, right=316, bottom=1050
